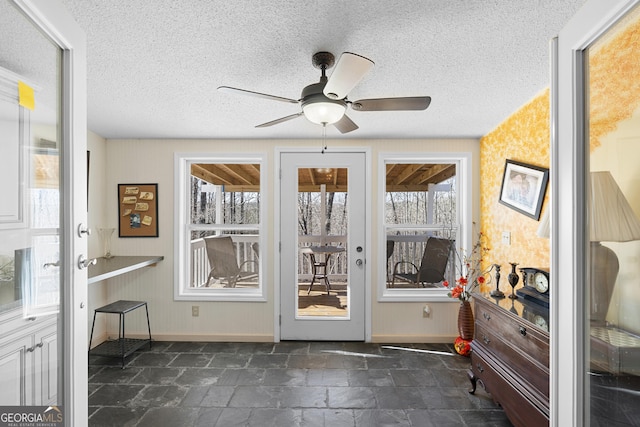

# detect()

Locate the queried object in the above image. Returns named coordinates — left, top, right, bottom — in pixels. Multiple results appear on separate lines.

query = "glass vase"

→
left=507, top=262, right=519, bottom=299
left=99, top=228, right=115, bottom=259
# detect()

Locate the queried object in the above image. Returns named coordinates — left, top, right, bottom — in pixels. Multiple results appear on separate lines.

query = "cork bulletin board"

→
left=118, top=183, right=158, bottom=237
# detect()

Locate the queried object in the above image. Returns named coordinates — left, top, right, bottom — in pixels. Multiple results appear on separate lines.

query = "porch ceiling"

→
left=192, top=163, right=455, bottom=192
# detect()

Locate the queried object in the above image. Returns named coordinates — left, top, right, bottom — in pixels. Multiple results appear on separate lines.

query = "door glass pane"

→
left=0, top=1, right=62, bottom=407
left=297, top=167, right=348, bottom=318
left=586, top=5, right=640, bottom=424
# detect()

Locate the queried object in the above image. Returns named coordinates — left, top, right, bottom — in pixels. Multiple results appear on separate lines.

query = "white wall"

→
left=90, top=137, right=480, bottom=342
left=86, top=130, right=110, bottom=344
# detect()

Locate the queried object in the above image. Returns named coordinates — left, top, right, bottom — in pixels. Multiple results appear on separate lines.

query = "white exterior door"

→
left=279, top=151, right=367, bottom=341
left=0, top=0, right=88, bottom=423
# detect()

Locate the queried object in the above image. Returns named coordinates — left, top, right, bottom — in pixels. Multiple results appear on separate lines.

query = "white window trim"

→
left=377, top=152, right=473, bottom=302
left=173, top=152, right=267, bottom=302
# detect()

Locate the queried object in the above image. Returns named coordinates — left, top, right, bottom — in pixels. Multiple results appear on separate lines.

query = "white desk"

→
left=88, top=255, right=164, bottom=284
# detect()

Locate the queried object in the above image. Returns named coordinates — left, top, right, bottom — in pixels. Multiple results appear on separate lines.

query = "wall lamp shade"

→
left=301, top=97, right=347, bottom=125
left=589, top=171, right=640, bottom=323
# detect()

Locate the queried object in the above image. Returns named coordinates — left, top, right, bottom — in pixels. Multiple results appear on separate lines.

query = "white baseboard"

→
left=92, top=332, right=455, bottom=345
left=98, top=332, right=275, bottom=343
left=371, top=334, right=456, bottom=343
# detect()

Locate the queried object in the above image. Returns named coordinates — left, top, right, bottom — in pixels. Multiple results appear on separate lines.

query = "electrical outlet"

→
left=423, top=304, right=431, bottom=318
left=192, top=305, right=199, bottom=317
left=501, top=231, right=511, bottom=245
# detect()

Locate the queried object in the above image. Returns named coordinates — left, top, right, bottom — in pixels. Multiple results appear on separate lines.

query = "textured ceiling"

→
left=58, top=0, right=586, bottom=140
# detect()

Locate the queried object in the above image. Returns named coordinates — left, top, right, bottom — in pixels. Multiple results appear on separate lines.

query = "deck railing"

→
left=190, top=234, right=260, bottom=287
left=190, top=233, right=457, bottom=287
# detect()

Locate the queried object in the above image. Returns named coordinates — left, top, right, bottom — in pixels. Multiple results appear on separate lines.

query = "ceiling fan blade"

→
left=255, top=112, right=304, bottom=128
left=323, top=52, right=374, bottom=100
left=351, top=96, right=431, bottom=111
left=218, top=86, right=299, bottom=104
left=333, top=114, right=359, bottom=134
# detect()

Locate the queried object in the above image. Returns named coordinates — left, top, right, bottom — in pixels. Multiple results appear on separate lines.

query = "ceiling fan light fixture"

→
left=302, top=98, right=346, bottom=125
left=220, top=51, right=431, bottom=133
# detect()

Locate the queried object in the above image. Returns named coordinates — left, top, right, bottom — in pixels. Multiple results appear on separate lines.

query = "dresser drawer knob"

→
left=519, top=326, right=527, bottom=336
left=482, top=335, right=491, bottom=345
left=482, top=312, right=491, bottom=321
left=476, top=363, right=484, bottom=373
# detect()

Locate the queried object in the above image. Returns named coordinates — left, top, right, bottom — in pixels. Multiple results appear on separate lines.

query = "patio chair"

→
left=391, top=236, right=453, bottom=288
left=204, top=236, right=258, bottom=287
left=300, top=247, right=331, bottom=295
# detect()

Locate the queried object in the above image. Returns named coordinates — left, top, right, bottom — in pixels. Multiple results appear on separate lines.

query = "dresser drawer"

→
left=471, top=346, right=549, bottom=427
left=475, top=298, right=549, bottom=367
left=475, top=322, right=549, bottom=399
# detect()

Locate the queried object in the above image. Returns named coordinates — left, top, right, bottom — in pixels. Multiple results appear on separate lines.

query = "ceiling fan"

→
left=218, top=51, right=431, bottom=134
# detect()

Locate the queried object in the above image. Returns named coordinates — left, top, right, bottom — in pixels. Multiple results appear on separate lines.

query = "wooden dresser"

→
left=468, top=293, right=550, bottom=427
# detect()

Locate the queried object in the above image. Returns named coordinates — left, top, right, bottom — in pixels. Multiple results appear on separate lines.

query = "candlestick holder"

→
left=490, top=264, right=505, bottom=298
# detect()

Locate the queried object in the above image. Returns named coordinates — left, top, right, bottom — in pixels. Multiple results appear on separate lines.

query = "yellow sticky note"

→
left=18, top=81, right=35, bottom=111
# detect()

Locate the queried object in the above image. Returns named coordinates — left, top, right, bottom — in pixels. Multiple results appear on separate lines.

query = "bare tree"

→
left=325, top=192, right=335, bottom=234
left=298, top=192, right=312, bottom=235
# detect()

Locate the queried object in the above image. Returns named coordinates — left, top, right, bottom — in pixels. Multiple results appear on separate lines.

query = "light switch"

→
left=502, top=231, right=511, bottom=245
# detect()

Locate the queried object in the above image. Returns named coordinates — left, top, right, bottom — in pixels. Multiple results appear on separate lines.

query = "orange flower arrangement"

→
left=444, top=227, right=490, bottom=302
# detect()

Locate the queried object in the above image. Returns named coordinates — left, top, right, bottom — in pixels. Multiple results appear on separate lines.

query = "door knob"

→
left=356, top=259, right=363, bottom=266
left=77, top=223, right=91, bottom=237
left=78, top=255, right=97, bottom=270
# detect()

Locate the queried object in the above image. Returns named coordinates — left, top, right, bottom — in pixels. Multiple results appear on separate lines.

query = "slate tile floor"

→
left=88, top=341, right=512, bottom=426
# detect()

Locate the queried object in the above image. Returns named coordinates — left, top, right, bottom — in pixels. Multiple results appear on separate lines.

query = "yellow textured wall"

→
left=478, top=9, right=640, bottom=296
left=589, top=11, right=640, bottom=152
left=479, top=91, right=550, bottom=293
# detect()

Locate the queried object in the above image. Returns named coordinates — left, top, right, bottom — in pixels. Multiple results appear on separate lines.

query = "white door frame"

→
left=554, top=0, right=639, bottom=425
left=274, top=147, right=372, bottom=342
left=12, top=0, right=88, bottom=423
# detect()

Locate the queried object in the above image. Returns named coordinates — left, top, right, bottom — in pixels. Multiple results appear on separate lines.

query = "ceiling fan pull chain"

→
left=321, top=123, right=327, bottom=154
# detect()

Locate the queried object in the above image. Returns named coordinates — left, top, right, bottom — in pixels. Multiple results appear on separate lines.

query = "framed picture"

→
left=118, top=183, right=158, bottom=237
left=499, top=160, right=549, bottom=220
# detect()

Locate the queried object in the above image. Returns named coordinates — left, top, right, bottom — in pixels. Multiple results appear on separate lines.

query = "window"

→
left=174, top=154, right=265, bottom=301
left=378, top=153, right=472, bottom=301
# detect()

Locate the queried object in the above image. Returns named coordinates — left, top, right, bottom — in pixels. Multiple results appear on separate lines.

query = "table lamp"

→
left=536, top=208, right=550, bottom=238
left=589, top=171, right=640, bottom=324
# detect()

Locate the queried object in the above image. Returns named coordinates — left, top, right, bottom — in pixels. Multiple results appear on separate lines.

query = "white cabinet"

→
left=35, top=322, right=58, bottom=405
left=0, top=310, right=57, bottom=405
left=0, top=334, right=32, bottom=405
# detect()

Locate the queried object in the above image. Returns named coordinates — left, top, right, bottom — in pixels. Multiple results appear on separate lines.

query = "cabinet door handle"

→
left=26, top=343, right=43, bottom=353
left=519, top=326, right=527, bottom=336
